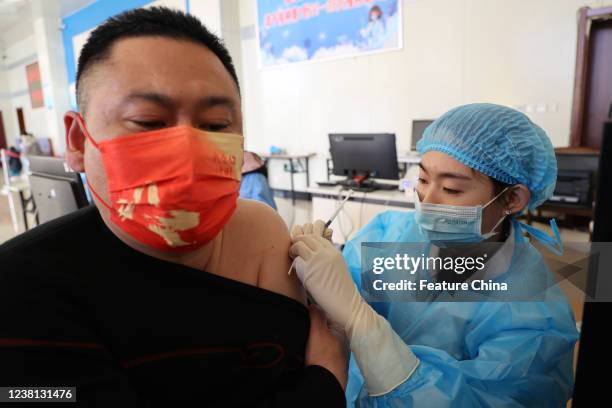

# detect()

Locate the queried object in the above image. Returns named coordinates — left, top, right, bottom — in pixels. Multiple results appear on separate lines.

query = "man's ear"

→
left=64, top=111, right=86, bottom=172
left=506, top=185, right=531, bottom=214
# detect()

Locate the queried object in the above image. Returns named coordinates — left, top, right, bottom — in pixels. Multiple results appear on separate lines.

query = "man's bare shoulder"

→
left=226, top=199, right=306, bottom=305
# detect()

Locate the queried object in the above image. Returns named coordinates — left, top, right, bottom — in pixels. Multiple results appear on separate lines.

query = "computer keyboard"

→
left=316, top=181, right=338, bottom=187
left=370, top=183, right=398, bottom=191
left=335, top=179, right=398, bottom=191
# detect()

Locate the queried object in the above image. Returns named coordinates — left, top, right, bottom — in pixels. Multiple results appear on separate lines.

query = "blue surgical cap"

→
left=416, top=103, right=557, bottom=210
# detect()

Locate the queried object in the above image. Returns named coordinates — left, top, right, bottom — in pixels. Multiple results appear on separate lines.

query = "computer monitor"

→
left=27, top=156, right=89, bottom=224
left=28, top=155, right=73, bottom=177
left=411, top=120, right=434, bottom=150
left=329, top=133, right=399, bottom=184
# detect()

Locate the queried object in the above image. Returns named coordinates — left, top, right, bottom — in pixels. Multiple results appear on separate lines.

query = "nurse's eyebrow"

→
left=419, top=163, right=471, bottom=180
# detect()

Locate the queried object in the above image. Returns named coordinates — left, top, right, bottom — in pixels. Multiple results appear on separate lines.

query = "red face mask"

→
left=74, top=114, right=244, bottom=252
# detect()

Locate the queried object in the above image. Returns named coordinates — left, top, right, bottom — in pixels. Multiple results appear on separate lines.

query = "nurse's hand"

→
left=290, top=220, right=333, bottom=242
left=290, top=232, right=420, bottom=396
left=305, top=305, right=348, bottom=390
left=289, top=233, right=359, bottom=329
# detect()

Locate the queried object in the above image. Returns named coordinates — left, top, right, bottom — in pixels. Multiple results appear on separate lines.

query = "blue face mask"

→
left=415, top=188, right=510, bottom=245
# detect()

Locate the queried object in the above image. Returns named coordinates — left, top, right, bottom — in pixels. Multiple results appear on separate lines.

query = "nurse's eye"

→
left=443, top=187, right=462, bottom=194
left=417, top=178, right=428, bottom=184
left=131, top=120, right=166, bottom=129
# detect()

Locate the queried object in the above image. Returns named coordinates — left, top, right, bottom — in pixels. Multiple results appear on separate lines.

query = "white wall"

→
left=32, top=0, right=73, bottom=155
left=0, top=29, right=46, bottom=147
left=189, top=0, right=222, bottom=38
left=0, top=57, right=17, bottom=145
left=238, top=0, right=612, bottom=191
left=218, top=0, right=243, bottom=89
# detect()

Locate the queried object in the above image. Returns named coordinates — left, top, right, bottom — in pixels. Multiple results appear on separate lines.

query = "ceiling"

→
left=0, top=0, right=29, bottom=29
left=0, top=0, right=96, bottom=34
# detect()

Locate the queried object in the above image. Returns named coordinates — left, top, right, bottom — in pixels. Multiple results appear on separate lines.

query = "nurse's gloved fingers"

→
left=313, top=219, right=326, bottom=236
left=294, top=256, right=308, bottom=283
left=323, top=228, right=333, bottom=241
left=290, top=224, right=304, bottom=239
left=311, top=233, right=335, bottom=249
left=303, top=223, right=314, bottom=235
left=289, top=240, right=314, bottom=261
left=292, top=234, right=324, bottom=252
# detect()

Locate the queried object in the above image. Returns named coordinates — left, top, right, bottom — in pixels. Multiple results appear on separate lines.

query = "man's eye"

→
left=417, top=178, right=428, bottom=184
left=443, top=187, right=461, bottom=194
left=132, top=120, right=166, bottom=129
left=199, top=123, right=230, bottom=132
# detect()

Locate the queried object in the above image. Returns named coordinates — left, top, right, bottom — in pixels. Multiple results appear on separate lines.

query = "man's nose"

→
left=176, top=114, right=197, bottom=128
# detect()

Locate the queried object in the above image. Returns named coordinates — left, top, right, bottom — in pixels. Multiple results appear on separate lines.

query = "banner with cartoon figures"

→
left=257, top=0, right=402, bottom=67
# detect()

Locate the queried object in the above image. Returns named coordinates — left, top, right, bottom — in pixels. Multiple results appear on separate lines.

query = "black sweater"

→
left=0, top=206, right=345, bottom=407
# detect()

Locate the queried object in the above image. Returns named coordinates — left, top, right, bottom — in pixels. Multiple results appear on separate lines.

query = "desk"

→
left=307, top=185, right=414, bottom=244
left=0, top=180, right=38, bottom=232
left=260, top=153, right=316, bottom=204
left=535, top=203, right=594, bottom=218
left=527, top=202, right=594, bottom=240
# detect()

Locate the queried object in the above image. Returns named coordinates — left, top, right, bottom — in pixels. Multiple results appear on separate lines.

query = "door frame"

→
left=16, top=107, right=26, bottom=135
left=0, top=111, right=6, bottom=150
left=570, top=6, right=612, bottom=147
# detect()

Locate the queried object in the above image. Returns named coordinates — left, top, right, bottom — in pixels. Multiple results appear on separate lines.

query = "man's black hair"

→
left=76, top=6, right=240, bottom=109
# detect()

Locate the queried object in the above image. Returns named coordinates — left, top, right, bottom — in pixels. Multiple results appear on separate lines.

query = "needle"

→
left=288, top=189, right=355, bottom=276
left=324, top=189, right=354, bottom=229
